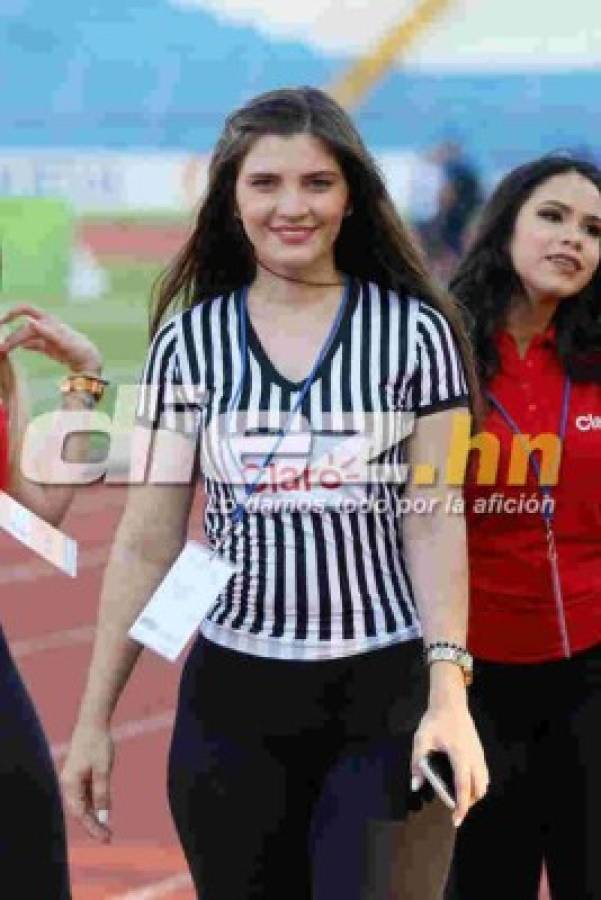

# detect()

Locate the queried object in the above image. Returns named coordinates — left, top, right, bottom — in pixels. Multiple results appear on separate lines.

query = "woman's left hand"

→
left=411, top=696, right=489, bottom=828
left=0, top=304, right=103, bottom=374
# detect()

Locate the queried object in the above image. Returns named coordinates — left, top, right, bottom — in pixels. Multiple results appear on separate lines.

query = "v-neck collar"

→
left=243, top=276, right=358, bottom=392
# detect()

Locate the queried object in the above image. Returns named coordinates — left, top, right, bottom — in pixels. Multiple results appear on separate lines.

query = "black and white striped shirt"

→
left=138, top=279, right=468, bottom=660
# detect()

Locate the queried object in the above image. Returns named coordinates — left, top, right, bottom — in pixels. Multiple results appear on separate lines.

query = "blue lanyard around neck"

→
left=227, top=275, right=351, bottom=525
left=486, top=376, right=571, bottom=523
left=486, top=376, right=573, bottom=657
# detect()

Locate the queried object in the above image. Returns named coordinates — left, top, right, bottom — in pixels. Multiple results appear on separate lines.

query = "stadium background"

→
left=2, top=1, right=599, bottom=895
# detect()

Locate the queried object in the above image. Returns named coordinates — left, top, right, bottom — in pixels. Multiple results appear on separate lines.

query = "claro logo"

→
left=576, top=414, right=601, bottom=431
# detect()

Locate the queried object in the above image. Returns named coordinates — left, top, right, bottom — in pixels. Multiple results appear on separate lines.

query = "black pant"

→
left=0, top=627, right=71, bottom=899
left=446, top=642, right=601, bottom=900
left=168, top=636, right=452, bottom=900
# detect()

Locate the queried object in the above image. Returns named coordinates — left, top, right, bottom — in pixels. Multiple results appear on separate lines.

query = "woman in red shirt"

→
left=446, top=155, right=601, bottom=899
left=0, top=305, right=104, bottom=899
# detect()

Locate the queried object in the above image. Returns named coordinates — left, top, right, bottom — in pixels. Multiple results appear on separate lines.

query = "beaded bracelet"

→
left=424, top=641, right=473, bottom=686
left=60, top=372, right=109, bottom=402
left=425, top=640, right=469, bottom=654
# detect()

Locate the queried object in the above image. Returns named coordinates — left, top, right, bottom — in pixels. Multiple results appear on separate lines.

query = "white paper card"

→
left=128, top=540, right=237, bottom=662
left=0, top=490, right=77, bottom=576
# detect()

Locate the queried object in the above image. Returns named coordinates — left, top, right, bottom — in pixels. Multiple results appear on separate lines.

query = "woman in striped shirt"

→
left=62, top=87, right=488, bottom=899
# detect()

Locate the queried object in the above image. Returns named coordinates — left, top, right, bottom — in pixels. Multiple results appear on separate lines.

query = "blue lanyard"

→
left=485, top=376, right=572, bottom=657
left=486, top=377, right=571, bottom=523
left=227, top=276, right=351, bottom=526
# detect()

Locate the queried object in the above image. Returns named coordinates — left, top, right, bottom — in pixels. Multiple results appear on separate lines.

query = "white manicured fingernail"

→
left=97, top=809, right=110, bottom=826
left=410, top=775, right=422, bottom=792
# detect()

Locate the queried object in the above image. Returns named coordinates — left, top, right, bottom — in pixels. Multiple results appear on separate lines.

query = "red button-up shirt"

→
left=0, top=401, right=8, bottom=491
left=465, top=328, right=601, bottom=662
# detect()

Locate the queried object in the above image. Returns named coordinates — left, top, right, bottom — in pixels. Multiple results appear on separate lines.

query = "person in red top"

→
left=445, top=154, right=601, bottom=899
left=0, top=305, right=104, bottom=899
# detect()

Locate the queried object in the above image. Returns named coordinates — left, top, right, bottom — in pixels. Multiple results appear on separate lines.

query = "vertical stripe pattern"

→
left=137, top=281, right=469, bottom=660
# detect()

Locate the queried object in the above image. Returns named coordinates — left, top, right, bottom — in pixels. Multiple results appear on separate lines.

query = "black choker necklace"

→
left=257, top=259, right=343, bottom=288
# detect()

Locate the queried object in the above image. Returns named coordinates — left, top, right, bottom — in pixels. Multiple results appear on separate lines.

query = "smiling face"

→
left=509, top=170, right=601, bottom=306
left=234, top=133, right=350, bottom=280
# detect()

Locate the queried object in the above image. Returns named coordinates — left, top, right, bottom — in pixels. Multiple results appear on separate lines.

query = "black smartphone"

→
left=417, top=751, right=456, bottom=809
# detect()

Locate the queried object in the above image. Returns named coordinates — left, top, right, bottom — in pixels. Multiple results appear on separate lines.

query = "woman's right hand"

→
left=61, top=722, right=114, bottom=843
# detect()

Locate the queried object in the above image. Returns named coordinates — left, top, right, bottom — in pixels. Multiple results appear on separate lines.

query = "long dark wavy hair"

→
left=151, top=86, right=481, bottom=411
left=450, top=154, right=601, bottom=384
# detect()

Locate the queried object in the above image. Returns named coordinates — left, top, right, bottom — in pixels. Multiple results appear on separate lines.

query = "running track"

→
left=3, top=484, right=199, bottom=898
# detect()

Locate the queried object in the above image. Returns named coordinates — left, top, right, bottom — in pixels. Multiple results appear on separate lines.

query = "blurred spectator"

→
left=415, top=141, right=483, bottom=281
left=437, top=141, right=482, bottom=252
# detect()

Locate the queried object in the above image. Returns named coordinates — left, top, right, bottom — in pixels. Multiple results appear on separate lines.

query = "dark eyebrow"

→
left=539, top=199, right=601, bottom=224
left=244, top=169, right=340, bottom=178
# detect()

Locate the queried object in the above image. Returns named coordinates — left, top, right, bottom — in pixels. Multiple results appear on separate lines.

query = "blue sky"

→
left=170, top=0, right=601, bottom=71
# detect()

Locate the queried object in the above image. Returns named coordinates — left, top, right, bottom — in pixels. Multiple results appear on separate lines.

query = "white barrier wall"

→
left=0, top=150, right=211, bottom=212
left=0, top=148, right=427, bottom=215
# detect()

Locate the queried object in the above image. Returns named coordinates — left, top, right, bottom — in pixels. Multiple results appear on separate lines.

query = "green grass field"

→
left=2, top=259, right=164, bottom=416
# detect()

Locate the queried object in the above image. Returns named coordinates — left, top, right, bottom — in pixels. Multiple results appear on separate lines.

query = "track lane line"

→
left=110, top=872, right=193, bottom=899
left=50, top=710, right=175, bottom=761
left=12, top=624, right=96, bottom=658
left=0, top=543, right=109, bottom=584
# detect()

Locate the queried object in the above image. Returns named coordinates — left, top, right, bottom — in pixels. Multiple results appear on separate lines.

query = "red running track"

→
left=78, top=223, right=190, bottom=263
left=2, top=484, right=197, bottom=899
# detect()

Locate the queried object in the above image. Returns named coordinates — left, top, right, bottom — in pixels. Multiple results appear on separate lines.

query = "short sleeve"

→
left=136, top=317, right=201, bottom=438
left=411, top=302, right=470, bottom=416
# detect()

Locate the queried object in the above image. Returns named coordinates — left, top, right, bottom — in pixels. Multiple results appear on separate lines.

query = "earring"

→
left=344, top=206, right=353, bottom=218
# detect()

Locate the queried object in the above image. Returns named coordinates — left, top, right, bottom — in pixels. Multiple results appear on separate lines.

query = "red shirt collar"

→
left=496, top=323, right=557, bottom=366
left=497, top=322, right=556, bottom=346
